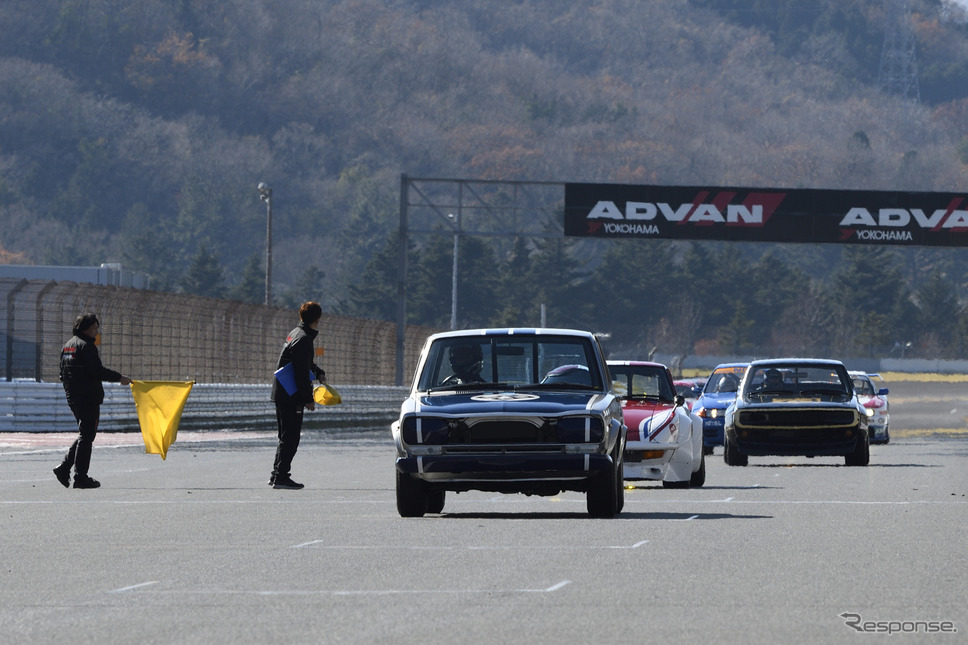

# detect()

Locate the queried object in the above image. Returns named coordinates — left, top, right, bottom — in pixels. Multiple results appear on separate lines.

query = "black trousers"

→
left=61, top=402, right=100, bottom=477
left=272, top=401, right=304, bottom=478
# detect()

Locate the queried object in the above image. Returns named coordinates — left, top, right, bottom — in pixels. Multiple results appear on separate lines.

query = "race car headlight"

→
left=556, top=417, right=604, bottom=443
left=401, top=417, right=451, bottom=444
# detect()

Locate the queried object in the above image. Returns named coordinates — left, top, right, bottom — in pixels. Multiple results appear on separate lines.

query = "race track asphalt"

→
left=0, top=378, right=965, bottom=644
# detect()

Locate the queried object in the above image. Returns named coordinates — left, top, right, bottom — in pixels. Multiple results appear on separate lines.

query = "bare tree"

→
left=653, top=297, right=703, bottom=377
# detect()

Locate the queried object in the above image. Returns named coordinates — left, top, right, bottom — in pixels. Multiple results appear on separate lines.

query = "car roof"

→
left=749, top=358, right=846, bottom=368
left=426, top=328, right=598, bottom=342
left=607, top=360, right=667, bottom=368
left=712, top=362, right=749, bottom=369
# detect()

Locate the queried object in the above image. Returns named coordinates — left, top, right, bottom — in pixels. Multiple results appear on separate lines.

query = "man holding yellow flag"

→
left=269, top=301, right=326, bottom=490
left=53, top=313, right=131, bottom=489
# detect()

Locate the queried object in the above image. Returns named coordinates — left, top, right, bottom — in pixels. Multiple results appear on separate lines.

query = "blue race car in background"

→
left=692, top=363, right=748, bottom=454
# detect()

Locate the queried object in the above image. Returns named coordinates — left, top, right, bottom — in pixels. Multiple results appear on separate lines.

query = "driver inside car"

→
left=442, top=343, right=485, bottom=385
left=715, top=373, right=739, bottom=393
left=755, top=368, right=785, bottom=392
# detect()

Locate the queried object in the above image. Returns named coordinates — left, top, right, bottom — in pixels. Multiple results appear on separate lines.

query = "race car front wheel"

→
left=587, top=460, right=620, bottom=518
left=689, top=453, right=706, bottom=487
left=426, top=489, right=446, bottom=514
left=724, top=435, right=748, bottom=467
left=396, top=470, right=428, bottom=517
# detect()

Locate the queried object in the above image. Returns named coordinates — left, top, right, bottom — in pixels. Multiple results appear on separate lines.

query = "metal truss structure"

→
left=878, top=0, right=920, bottom=104
left=394, top=175, right=566, bottom=384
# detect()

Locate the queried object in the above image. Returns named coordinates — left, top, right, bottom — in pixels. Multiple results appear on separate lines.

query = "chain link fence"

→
left=1, top=278, right=438, bottom=386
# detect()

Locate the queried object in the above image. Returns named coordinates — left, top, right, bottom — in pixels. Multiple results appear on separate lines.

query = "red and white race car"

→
left=849, top=371, right=890, bottom=444
left=609, top=360, right=705, bottom=488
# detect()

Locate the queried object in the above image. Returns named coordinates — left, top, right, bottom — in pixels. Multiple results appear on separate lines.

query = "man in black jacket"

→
left=269, top=301, right=326, bottom=490
left=53, top=313, right=131, bottom=489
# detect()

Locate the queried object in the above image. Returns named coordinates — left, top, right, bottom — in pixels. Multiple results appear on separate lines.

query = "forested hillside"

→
left=2, top=0, right=968, bottom=360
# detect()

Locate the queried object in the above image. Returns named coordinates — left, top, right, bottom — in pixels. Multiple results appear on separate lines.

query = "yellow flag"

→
left=130, top=381, right=194, bottom=460
left=313, top=383, right=342, bottom=405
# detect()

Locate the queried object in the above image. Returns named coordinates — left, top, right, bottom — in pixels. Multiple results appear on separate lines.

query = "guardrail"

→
left=654, top=353, right=968, bottom=376
left=0, top=382, right=407, bottom=434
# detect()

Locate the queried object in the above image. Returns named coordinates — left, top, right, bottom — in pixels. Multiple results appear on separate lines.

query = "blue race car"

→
left=692, top=363, right=748, bottom=454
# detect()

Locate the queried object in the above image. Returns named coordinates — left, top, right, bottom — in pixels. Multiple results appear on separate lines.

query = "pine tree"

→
left=229, top=253, right=265, bottom=304
left=280, top=265, right=326, bottom=309
left=917, top=270, right=962, bottom=356
left=180, top=245, right=226, bottom=298
left=336, top=234, right=408, bottom=322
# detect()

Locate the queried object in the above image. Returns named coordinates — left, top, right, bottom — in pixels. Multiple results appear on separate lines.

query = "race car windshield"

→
left=609, top=367, right=675, bottom=402
left=744, top=365, right=851, bottom=402
left=704, top=369, right=744, bottom=394
left=417, top=335, right=604, bottom=391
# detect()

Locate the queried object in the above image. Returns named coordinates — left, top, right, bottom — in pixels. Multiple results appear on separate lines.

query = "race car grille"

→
left=401, top=416, right=604, bottom=445
left=469, top=420, right=548, bottom=443
left=736, top=408, right=857, bottom=429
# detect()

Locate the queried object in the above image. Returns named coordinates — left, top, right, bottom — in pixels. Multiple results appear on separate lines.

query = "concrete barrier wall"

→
left=1, top=278, right=438, bottom=386
left=654, top=353, right=968, bottom=375
left=880, top=358, right=968, bottom=374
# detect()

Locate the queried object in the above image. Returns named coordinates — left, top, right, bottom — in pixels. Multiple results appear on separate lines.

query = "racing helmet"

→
left=449, top=343, right=483, bottom=376
left=717, top=373, right=738, bottom=392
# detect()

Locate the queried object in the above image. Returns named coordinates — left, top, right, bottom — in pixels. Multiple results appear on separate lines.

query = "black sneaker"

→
left=53, top=465, right=71, bottom=488
left=267, top=475, right=276, bottom=486
left=73, top=475, right=101, bottom=489
left=272, top=477, right=304, bottom=490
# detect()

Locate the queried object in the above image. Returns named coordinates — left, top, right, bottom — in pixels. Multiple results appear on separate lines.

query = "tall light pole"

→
left=451, top=230, right=459, bottom=330
left=258, top=183, right=272, bottom=306
left=448, top=212, right=459, bottom=330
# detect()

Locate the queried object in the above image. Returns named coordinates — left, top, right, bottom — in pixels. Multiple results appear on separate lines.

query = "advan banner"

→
left=563, top=182, right=968, bottom=247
